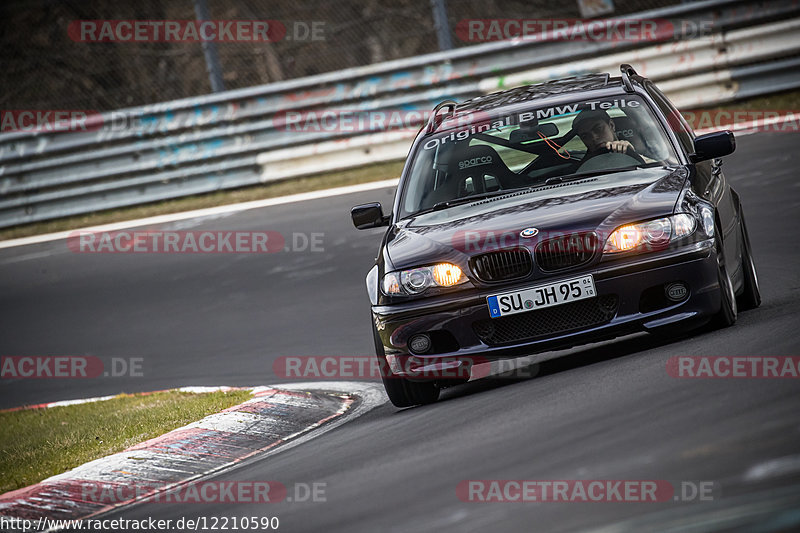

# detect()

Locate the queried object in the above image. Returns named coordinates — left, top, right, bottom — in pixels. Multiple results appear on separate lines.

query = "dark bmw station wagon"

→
left=351, top=65, right=760, bottom=407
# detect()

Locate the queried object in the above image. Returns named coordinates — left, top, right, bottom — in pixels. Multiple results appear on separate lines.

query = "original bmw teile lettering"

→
left=351, top=65, right=761, bottom=407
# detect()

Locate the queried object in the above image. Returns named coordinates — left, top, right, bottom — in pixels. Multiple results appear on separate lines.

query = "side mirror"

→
left=691, top=131, right=735, bottom=162
left=351, top=202, right=390, bottom=230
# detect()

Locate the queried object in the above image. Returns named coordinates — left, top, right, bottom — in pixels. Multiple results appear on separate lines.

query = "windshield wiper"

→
left=541, top=166, right=645, bottom=185
left=432, top=189, right=524, bottom=211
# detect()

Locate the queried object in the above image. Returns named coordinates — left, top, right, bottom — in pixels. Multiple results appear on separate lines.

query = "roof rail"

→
left=425, top=100, right=457, bottom=134
left=619, top=64, right=637, bottom=93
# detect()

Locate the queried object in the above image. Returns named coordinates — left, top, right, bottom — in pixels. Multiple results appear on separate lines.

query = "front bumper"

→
left=372, top=240, right=720, bottom=378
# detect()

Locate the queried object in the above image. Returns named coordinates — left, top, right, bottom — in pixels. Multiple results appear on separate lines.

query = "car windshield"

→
left=399, top=95, right=679, bottom=218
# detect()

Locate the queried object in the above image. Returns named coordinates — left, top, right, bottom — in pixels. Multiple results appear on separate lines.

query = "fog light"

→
left=409, top=334, right=432, bottom=354
left=665, top=282, right=688, bottom=302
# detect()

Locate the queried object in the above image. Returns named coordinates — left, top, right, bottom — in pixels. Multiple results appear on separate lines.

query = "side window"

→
left=646, top=82, right=694, bottom=155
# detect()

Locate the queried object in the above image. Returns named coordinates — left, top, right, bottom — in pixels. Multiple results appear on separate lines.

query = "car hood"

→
left=387, top=166, right=689, bottom=270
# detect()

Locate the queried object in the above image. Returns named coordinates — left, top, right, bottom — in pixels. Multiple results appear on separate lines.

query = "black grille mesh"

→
left=535, top=232, right=599, bottom=271
left=473, top=295, right=619, bottom=345
left=471, top=248, right=533, bottom=282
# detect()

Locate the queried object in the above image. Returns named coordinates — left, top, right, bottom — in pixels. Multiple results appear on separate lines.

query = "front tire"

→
left=737, top=211, right=761, bottom=310
left=373, top=324, right=439, bottom=408
left=712, top=232, right=737, bottom=328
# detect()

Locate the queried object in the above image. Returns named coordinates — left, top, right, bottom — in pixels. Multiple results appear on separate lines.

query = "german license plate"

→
left=486, top=275, right=596, bottom=318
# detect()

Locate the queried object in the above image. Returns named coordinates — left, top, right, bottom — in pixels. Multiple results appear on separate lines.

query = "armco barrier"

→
left=1, top=0, right=799, bottom=228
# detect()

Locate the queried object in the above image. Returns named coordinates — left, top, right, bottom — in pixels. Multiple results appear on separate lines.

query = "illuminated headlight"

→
left=604, top=214, right=696, bottom=254
left=382, top=263, right=466, bottom=295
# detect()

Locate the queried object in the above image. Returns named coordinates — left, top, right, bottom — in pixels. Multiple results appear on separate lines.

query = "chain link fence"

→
left=1, top=0, right=680, bottom=111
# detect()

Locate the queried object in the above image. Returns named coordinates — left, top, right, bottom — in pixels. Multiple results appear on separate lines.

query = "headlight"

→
left=604, top=214, right=696, bottom=254
left=699, top=206, right=714, bottom=237
left=382, top=263, right=466, bottom=295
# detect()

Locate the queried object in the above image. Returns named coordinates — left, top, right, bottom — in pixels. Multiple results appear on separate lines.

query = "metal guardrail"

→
left=1, top=0, right=799, bottom=228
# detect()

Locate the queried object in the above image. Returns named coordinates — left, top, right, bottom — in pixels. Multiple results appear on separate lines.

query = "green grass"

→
left=2, top=88, right=798, bottom=242
left=0, top=389, right=253, bottom=494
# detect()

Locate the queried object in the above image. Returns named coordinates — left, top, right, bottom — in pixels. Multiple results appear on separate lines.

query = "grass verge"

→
left=0, top=389, right=253, bottom=494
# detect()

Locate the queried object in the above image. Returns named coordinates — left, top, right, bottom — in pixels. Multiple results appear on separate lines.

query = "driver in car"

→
left=572, top=108, right=638, bottom=159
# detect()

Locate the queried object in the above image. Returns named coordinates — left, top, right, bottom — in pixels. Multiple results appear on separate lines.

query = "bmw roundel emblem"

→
left=520, top=227, right=539, bottom=238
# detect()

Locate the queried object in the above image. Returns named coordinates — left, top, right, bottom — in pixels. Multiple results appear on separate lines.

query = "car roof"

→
left=452, top=73, right=632, bottom=117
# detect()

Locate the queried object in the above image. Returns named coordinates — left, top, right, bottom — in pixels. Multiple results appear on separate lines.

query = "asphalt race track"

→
left=1, top=132, right=799, bottom=531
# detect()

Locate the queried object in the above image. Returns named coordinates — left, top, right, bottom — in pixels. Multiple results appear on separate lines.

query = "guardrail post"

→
left=430, top=0, right=453, bottom=51
left=194, top=0, right=226, bottom=93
